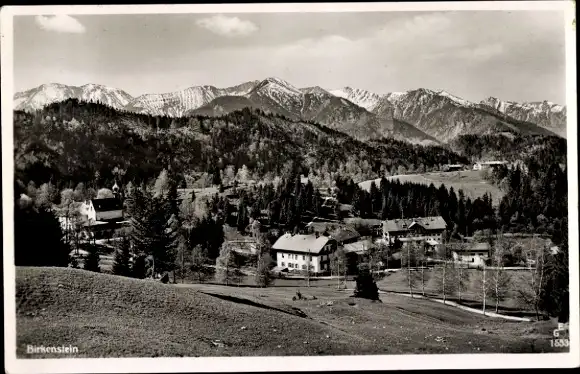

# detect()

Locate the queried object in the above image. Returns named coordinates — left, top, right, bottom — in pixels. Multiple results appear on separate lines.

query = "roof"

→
left=306, top=221, right=342, bottom=233
left=272, top=233, right=332, bottom=254
left=477, top=161, right=508, bottom=165
left=383, top=216, right=446, bottom=233
left=226, top=240, right=257, bottom=255
left=451, top=242, right=491, bottom=252
left=343, top=239, right=374, bottom=254
left=329, top=226, right=360, bottom=243
left=338, top=204, right=353, bottom=212
left=91, top=198, right=122, bottom=212
left=343, top=218, right=383, bottom=227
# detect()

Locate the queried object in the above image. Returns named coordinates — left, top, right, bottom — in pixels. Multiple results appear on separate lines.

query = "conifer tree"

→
left=112, top=233, right=132, bottom=277
left=83, top=244, right=101, bottom=272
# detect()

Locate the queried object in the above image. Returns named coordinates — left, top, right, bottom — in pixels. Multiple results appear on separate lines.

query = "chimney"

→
left=315, top=231, right=320, bottom=238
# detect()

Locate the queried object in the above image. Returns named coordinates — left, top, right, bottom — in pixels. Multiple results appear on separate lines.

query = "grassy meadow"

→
left=15, top=267, right=565, bottom=358
left=359, top=170, right=504, bottom=205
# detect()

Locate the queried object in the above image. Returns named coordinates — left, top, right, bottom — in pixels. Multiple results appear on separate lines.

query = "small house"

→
left=452, top=242, right=491, bottom=266
left=443, top=164, right=463, bottom=172
left=342, top=239, right=374, bottom=255
left=473, top=161, right=509, bottom=171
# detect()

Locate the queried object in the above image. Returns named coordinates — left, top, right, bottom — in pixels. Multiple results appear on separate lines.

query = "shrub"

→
left=353, top=268, right=380, bottom=300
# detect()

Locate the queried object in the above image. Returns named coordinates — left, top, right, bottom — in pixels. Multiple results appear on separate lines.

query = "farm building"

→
left=473, top=161, right=509, bottom=170
left=225, top=239, right=258, bottom=256
left=382, top=216, right=447, bottom=245
left=342, top=239, right=374, bottom=255
left=304, top=221, right=361, bottom=245
left=272, top=233, right=337, bottom=274
left=451, top=242, right=491, bottom=266
left=343, top=217, right=383, bottom=237
left=443, top=164, right=464, bottom=172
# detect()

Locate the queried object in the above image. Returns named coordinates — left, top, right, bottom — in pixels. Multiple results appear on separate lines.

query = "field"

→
left=376, top=269, right=536, bottom=317
left=15, top=267, right=565, bottom=358
left=359, top=170, right=504, bottom=205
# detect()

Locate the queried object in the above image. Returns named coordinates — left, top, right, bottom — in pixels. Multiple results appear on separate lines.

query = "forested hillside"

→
left=14, top=99, right=467, bottom=190
left=450, top=134, right=566, bottom=164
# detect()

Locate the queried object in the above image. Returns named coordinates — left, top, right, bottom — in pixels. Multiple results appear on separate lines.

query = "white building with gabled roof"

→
left=271, top=233, right=337, bottom=274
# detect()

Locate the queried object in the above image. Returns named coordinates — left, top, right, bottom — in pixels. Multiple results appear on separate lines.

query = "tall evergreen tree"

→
left=15, top=204, right=70, bottom=267
left=112, top=233, right=132, bottom=277
left=83, top=244, right=101, bottom=272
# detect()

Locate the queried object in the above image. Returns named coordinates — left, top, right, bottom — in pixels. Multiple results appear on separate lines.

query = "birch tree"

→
left=432, top=242, right=456, bottom=303
left=330, top=247, right=347, bottom=290
left=454, top=242, right=470, bottom=303
left=415, top=242, right=430, bottom=297
left=488, top=234, right=511, bottom=313
left=305, top=250, right=311, bottom=287
left=401, top=242, right=420, bottom=297
left=517, top=237, right=548, bottom=320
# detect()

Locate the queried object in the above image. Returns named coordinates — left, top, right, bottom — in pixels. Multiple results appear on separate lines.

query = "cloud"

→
left=196, top=14, right=258, bottom=37
left=457, top=43, right=504, bottom=61
left=35, top=15, right=86, bottom=34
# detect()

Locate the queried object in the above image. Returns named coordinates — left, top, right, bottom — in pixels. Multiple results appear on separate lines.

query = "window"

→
left=471, top=258, right=474, bottom=262
left=309, top=265, right=314, bottom=270
left=310, top=255, right=313, bottom=261
left=281, top=262, right=285, bottom=266
left=281, top=254, right=284, bottom=258
left=302, top=265, right=306, bottom=270
left=303, top=255, right=305, bottom=260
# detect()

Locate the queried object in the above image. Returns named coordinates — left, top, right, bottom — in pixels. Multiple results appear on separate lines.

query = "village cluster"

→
left=57, top=163, right=514, bottom=278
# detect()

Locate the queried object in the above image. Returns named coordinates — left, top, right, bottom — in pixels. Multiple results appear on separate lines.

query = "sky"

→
left=13, top=10, right=567, bottom=104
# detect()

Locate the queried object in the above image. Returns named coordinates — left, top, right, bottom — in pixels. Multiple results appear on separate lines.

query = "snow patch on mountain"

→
left=328, top=87, right=383, bottom=111
left=14, top=83, right=134, bottom=111
left=436, top=90, right=475, bottom=107
left=480, top=96, right=567, bottom=137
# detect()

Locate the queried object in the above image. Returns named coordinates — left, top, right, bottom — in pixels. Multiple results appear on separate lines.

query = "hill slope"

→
left=13, top=100, right=467, bottom=186
left=16, top=267, right=559, bottom=357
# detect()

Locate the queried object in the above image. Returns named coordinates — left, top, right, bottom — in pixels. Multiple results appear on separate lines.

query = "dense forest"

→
left=450, top=134, right=566, bottom=164
left=490, top=162, right=568, bottom=234
left=14, top=99, right=467, bottom=191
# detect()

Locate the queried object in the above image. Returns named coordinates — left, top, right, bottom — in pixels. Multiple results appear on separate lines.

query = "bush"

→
left=353, top=269, right=380, bottom=300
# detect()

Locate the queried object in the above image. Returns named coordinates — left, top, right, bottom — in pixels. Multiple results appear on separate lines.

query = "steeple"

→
left=112, top=180, right=120, bottom=199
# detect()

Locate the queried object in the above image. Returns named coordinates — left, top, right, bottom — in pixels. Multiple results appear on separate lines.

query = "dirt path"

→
left=377, top=290, right=532, bottom=322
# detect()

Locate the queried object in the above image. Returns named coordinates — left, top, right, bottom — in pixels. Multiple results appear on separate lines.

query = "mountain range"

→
left=14, top=78, right=567, bottom=143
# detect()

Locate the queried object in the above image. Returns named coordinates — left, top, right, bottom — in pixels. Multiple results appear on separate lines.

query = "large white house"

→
left=382, top=216, right=447, bottom=245
left=272, top=233, right=337, bottom=274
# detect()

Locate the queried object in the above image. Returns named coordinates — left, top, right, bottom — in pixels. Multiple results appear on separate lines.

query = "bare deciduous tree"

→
left=517, top=237, right=548, bottom=320
left=401, top=242, right=420, bottom=297
left=488, top=233, right=511, bottom=313
left=433, top=242, right=456, bottom=303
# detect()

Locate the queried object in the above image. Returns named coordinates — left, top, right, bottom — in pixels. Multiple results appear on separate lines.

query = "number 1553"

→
left=550, top=339, right=569, bottom=348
